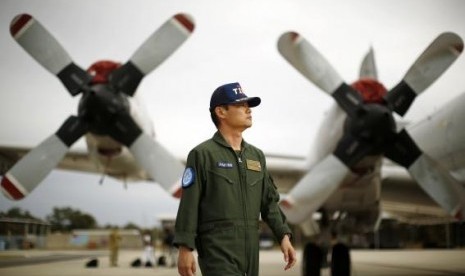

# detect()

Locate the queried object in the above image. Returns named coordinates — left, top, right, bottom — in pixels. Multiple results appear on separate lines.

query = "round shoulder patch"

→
left=181, top=167, right=195, bottom=188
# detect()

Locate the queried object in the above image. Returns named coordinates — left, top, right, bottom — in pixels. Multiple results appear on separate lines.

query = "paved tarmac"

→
left=0, top=248, right=465, bottom=276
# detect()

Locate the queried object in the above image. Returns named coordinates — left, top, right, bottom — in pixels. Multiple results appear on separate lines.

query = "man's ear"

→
left=216, top=106, right=226, bottom=118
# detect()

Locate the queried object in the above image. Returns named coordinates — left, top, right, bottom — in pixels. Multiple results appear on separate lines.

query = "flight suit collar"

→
left=212, top=131, right=250, bottom=150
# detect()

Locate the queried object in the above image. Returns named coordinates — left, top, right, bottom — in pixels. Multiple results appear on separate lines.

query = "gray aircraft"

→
left=275, top=31, right=465, bottom=275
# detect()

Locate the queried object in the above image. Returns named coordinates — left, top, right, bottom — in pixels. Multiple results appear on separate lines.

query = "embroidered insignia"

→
left=181, top=167, right=195, bottom=188
left=217, top=161, right=233, bottom=169
left=246, top=159, right=261, bottom=172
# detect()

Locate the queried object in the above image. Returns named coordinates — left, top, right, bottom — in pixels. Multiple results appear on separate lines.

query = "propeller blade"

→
left=110, top=13, right=195, bottom=96
left=277, top=31, right=362, bottom=117
left=105, top=111, right=143, bottom=147
left=384, top=32, right=463, bottom=116
left=105, top=112, right=184, bottom=193
left=384, top=129, right=422, bottom=168
left=278, top=31, right=343, bottom=94
left=129, top=135, right=184, bottom=194
left=408, top=154, right=465, bottom=221
left=280, top=126, right=380, bottom=224
left=1, top=116, right=87, bottom=200
left=280, top=118, right=380, bottom=223
left=280, top=155, right=350, bottom=224
left=359, top=47, right=378, bottom=80
left=279, top=196, right=317, bottom=225
left=10, top=14, right=92, bottom=96
left=385, top=129, right=465, bottom=220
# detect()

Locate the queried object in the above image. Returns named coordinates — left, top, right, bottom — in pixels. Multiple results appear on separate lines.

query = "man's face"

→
left=218, top=102, right=253, bottom=130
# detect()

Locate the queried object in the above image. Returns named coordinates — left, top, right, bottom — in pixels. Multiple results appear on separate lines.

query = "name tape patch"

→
left=217, top=161, right=233, bottom=169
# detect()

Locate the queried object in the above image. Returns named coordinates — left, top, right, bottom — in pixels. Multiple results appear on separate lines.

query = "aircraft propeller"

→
left=277, top=31, right=465, bottom=221
left=1, top=13, right=194, bottom=200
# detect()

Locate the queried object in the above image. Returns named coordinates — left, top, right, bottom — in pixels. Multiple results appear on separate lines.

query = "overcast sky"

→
left=1, top=0, right=465, bottom=227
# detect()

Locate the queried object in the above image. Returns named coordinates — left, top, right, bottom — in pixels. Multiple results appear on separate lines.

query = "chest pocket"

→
left=247, top=170, right=263, bottom=188
left=244, top=167, right=264, bottom=215
left=244, top=157, right=263, bottom=188
left=208, top=169, right=234, bottom=185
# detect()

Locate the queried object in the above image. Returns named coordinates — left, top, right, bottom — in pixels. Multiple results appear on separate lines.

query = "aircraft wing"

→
left=0, top=145, right=148, bottom=182
left=265, top=153, right=307, bottom=194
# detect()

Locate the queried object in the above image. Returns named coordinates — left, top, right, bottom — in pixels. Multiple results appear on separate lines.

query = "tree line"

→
left=0, top=207, right=142, bottom=232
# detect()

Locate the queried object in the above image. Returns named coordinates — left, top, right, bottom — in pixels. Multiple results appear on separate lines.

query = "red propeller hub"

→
left=87, top=60, right=121, bottom=84
left=351, top=78, right=387, bottom=104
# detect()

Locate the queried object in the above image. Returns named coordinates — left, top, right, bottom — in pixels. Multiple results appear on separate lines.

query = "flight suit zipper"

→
left=236, top=149, right=249, bottom=273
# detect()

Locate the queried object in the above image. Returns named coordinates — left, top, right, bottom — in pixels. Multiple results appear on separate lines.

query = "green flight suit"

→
left=174, top=131, right=292, bottom=276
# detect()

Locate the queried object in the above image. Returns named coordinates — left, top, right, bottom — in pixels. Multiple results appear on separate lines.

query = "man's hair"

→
left=210, top=105, right=228, bottom=127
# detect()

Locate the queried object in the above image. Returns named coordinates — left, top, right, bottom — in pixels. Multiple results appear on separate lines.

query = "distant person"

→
left=162, top=227, right=176, bottom=267
left=141, top=231, right=155, bottom=267
left=173, top=82, right=297, bottom=276
left=109, top=228, right=122, bottom=267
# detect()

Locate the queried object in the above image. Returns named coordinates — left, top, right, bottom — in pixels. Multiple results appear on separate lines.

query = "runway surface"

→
left=1, top=248, right=465, bottom=275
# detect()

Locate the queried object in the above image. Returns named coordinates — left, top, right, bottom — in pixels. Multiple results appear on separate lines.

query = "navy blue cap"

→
left=209, top=82, right=261, bottom=111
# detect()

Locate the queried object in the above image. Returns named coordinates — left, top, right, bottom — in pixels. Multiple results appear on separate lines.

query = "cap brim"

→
left=235, top=97, right=261, bottom=107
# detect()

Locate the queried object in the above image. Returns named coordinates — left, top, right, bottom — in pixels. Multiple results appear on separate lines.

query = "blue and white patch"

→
left=217, top=161, right=233, bottom=169
left=181, top=167, right=195, bottom=188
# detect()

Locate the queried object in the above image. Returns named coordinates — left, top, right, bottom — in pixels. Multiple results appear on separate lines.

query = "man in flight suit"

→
left=174, top=82, right=297, bottom=276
